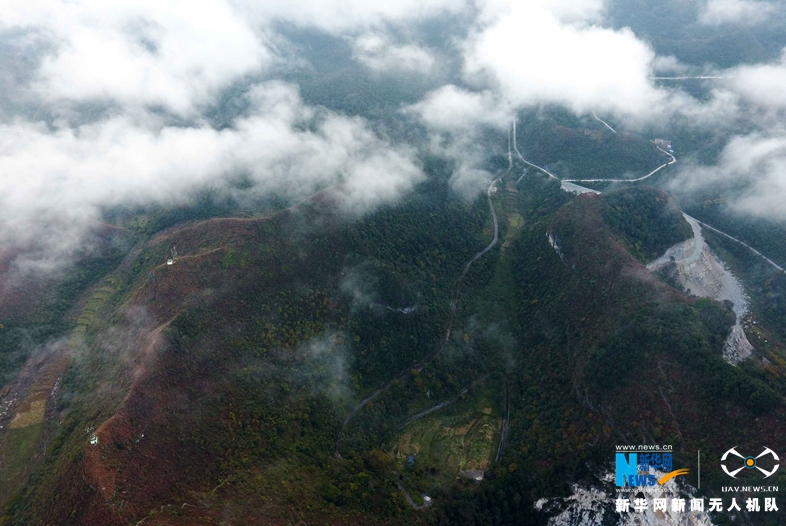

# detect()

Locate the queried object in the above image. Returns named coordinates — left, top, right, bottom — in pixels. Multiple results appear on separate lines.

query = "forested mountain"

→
left=3, top=145, right=785, bottom=524
left=2, top=2, right=786, bottom=525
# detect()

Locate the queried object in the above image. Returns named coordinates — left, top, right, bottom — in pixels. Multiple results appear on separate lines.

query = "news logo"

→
left=615, top=446, right=689, bottom=487
left=721, top=447, right=779, bottom=479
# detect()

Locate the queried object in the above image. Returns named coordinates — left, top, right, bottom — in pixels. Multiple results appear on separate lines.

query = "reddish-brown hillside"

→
left=543, top=192, right=786, bottom=468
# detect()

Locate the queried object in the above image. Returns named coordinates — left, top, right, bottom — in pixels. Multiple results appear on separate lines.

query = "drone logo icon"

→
left=721, top=447, right=780, bottom=479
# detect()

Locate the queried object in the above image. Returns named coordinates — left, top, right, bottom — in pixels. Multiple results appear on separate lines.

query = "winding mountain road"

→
left=563, top=147, right=676, bottom=183
left=514, top=111, right=675, bottom=184
left=512, top=119, right=558, bottom=180
left=592, top=111, right=617, bottom=134
left=685, top=215, right=786, bottom=274
left=649, top=76, right=731, bottom=80
left=511, top=112, right=784, bottom=276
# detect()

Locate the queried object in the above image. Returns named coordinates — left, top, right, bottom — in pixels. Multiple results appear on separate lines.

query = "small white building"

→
left=653, top=138, right=672, bottom=150
left=167, top=259, right=174, bottom=265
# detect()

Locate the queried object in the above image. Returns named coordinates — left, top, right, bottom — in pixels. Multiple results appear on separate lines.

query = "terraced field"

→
left=387, top=386, right=503, bottom=482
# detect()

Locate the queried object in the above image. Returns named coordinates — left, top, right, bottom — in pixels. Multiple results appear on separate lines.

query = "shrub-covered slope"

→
left=600, top=186, right=693, bottom=263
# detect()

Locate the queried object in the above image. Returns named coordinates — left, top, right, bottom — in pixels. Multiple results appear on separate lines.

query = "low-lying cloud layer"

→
left=698, top=0, right=776, bottom=26
left=671, top=132, right=786, bottom=220
left=0, top=0, right=439, bottom=275
left=352, top=33, right=437, bottom=74
left=409, top=86, right=509, bottom=131
left=727, top=51, right=786, bottom=111
left=669, top=46, right=786, bottom=214
left=3, top=0, right=269, bottom=116
left=0, top=82, right=423, bottom=273
left=3, top=0, right=786, bottom=277
left=464, top=2, right=663, bottom=118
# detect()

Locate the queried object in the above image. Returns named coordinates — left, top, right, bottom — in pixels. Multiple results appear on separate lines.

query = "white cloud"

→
left=405, top=86, right=507, bottom=200
left=671, top=132, right=786, bottom=220
left=1, top=0, right=270, bottom=116
left=698, top=0, right=776, bottom=26
left=463, top=3, right=664, bottom=118
left=0, top=0, right=467, bottom=116
left=407, top=85, right=510, bottom=131
left=663, top=88, right=741, bottom=128
left=235, top=0, right=463, bottom=33
left=0, top=82, right=424, bottom=274
left=352, top=33, right=436, bottom=74
left=448, top=164, right=495, bottom=201
left=5, top=0, right=781, bottom=279
left=476, top=0, right=605, bottom=24
left=726, top=50, right=786, bottom=111
left=409, top=1, right=750, bottom=145
left=0, top=0, right=460, bottom=275
left=651, top=55, right=691, bottom=75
